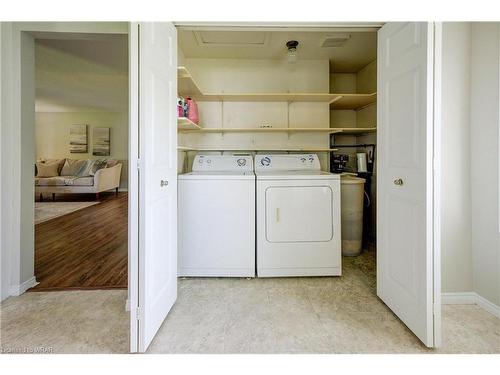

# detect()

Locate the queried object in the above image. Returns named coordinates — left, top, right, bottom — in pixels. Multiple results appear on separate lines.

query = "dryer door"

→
left=265, top=186, right=333, bottom=243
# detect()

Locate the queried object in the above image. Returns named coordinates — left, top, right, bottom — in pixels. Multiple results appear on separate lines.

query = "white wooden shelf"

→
left=178, top=66, right=376, bottom=110
left=332, top=127, right=377, bottom=135
left=330, top=93, right=377, bottom=110
left=177, top=147, right=339, bottom=152
left=192, top=93, right=342, bottom=103
left=179, top=126, right=377, bottom=135
left=179, top=127, right=342, bottom=134
left=178, top=146, right=197, bottom=152
left=177, top=117, right=202, bottom=130
left=178, top=66, right=202, bottom=96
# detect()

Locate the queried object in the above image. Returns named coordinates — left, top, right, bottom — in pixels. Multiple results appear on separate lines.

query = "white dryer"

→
left=255, top=154, right=341, bottom=277
left=178, top=154, right=255, bottom=277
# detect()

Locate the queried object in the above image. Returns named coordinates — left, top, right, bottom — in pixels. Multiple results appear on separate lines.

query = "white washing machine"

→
left=178, top=154, right=255, bottom=277
left=255, top=154, right=341, bottom=277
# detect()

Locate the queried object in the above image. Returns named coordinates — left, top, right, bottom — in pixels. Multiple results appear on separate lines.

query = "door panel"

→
left=130, top=22, right=178, bottom=353
left=377, top=22, right=439, bottom=347
left=265, top=186, right=333, bottom=242
left=387, top=68, right=421, bottom=168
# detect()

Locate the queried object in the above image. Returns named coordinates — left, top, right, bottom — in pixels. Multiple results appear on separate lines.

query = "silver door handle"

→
left=160, top=180, right=169, bottom=187
left=393, top=178, right=404, bottom=186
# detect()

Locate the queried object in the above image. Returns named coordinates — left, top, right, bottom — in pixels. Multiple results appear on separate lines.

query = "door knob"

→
left=393, top=178, right=404, bottom=186
left=160, top=180, right=169, bottom=187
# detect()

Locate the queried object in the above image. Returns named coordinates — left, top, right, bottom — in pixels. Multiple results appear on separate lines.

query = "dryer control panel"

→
left=255, top=154, right=321, bottom=172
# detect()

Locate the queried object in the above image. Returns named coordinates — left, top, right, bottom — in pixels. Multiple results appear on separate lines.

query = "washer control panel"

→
left=192, top=155, right=254, bottom=172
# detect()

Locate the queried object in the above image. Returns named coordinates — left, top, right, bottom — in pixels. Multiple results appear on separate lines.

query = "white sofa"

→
left=35, top=160, right=122, bottom=201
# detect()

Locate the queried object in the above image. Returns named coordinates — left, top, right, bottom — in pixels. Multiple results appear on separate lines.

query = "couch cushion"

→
left=35, top=176, right=68, bottom=186
left=35, top=162, right=60, bottom=178
left=61, top=159, right=86, bottom=176
left=64, top=176, right=94, bottom=186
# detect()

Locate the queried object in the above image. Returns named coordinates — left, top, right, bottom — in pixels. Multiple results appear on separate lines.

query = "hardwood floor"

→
left=31, top=192, right=128, bottom=291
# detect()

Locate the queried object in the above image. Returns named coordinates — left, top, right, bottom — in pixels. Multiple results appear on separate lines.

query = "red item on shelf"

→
left=186, top=97, right=199, bottom=125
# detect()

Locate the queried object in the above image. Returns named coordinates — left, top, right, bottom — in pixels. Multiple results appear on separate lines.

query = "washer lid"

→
left=178, top=171, right=255, bottom=180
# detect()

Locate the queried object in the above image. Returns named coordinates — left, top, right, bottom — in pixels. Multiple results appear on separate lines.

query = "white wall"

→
left=470, top=23, right=500, bottom=307
left=35, top=112, right=129, bottom=188
left=330, top=73, right=356, bottom=93
left=0, top=22, right=7, bottom=301
left=356, top=60, right=377, bottom=93
left=440, top=23, right=473, bottom=294
left=182, top=58, right=331, bottom=171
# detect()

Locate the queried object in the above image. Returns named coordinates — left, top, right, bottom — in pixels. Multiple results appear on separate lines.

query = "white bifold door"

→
left=129, top=22, right=178, bottom=353
left=377, top=22, right=441, bottom=347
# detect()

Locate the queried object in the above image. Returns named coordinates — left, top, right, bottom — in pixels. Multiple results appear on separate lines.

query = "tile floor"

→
left=1, top=249, right=499, bottom=354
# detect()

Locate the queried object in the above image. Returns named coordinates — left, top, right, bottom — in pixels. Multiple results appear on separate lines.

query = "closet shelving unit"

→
left=177, top=66, right=377, bottom=152
left=177, top=66, right=375, bottom=108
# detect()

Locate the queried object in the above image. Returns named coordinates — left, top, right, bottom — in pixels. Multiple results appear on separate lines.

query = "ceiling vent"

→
left=194, top=31, right=270, bottom=47
left=320, top=34, right=351, bottom=48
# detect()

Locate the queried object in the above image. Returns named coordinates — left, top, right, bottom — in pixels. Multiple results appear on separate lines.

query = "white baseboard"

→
left=476, top=294, right=500, bottom=318
left=441, top=292, right=477, bottom=305
left=9, top=276, right=38, bottom=296
left=442, top=292, right=500, bottom=318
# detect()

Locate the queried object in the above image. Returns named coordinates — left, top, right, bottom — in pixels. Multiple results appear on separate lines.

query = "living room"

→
left=32, top=35, right=129, bottom=291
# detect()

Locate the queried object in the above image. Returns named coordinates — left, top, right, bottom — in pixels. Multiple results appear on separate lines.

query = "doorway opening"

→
left=30, top=35, right=129, bottom=291
left=158, top=25, right=392, bottom=353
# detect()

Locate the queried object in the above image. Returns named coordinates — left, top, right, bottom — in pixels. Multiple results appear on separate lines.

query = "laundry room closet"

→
left=176, top=26, right=378, bottom=267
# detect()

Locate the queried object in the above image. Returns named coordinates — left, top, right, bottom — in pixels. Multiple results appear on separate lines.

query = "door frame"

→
left=128, top=21, right=139, bottom=352
left=0, top=22, right=129, bottom=301
left=432, top=22, right=443, bottom=347
left=2, top=20, right=442, bottom=350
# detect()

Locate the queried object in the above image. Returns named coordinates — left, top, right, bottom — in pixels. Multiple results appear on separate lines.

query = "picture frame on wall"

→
left=93, top=127, right=111, bottom=156
left=69, top=124, right=88, bottom=153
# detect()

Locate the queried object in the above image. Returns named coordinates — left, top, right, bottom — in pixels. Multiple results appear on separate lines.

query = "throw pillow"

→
left=35, top=158, right=65, bottom=176
left=89, top=159, right=108, bottom=176
left=76, top=159, right=95, bottom=177
left=35, top=161, right=60, bottom=178
left=44, top=158, right=66, bottom=175
left=106, top=159, right=118, bottom=168
left=60, top=159, right=87, bottom=176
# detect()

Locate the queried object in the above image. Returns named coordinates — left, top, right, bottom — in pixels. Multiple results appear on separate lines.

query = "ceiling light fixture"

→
left=286, top=40, right=299, bottom=63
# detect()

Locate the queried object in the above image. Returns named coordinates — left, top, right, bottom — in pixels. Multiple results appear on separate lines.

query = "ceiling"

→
left=35, top=37, right=128, bottom=112
left=178, top=30, right=377, bottom=72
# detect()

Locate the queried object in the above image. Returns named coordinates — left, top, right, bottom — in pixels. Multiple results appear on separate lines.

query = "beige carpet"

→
left=34, top=201, right=100, bottom=224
